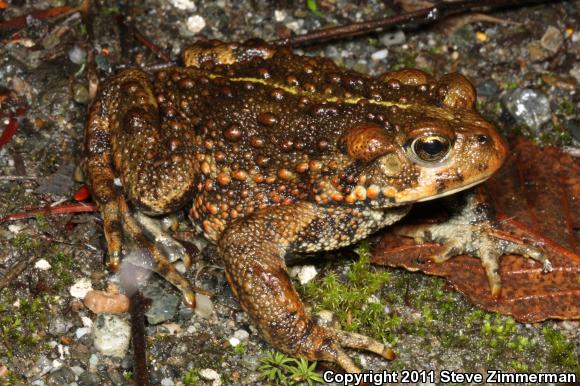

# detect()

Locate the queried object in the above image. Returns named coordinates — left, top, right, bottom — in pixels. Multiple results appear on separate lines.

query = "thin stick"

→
left=270, top=0, right=551, bottom=47
left=129, top=290, right=150, bottom=386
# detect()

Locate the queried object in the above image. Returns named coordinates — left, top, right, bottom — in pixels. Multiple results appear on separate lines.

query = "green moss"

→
left=301, top=242, right=399, bottom=343
left=10, top=233, right=41, bottom=252
left=542, top=326, right=579, bottom=370
left=298, top=241, right=578, bottom=374
left=50, top=251, right=75, bottom=289
left=182, top=368, right=200, bottom=385
left=558, top=98, right=575, bottom=116
left=503, top=80, right=519, bottom=91
left=233, top=341, right=247, bottom=355
left=34, top=214, right=48, bottom=230
left=0, top=289, right=52, bottom=359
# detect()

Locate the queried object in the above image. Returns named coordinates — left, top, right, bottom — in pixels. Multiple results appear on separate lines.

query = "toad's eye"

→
left=410, top=135, right=451, bottom=162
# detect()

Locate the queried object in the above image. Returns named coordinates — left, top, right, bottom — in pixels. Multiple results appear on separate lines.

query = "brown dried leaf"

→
left=373, top=138, right=580, bottom=323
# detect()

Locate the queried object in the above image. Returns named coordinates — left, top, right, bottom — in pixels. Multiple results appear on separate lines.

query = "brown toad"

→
left=85, top=40, right=547, bottom=372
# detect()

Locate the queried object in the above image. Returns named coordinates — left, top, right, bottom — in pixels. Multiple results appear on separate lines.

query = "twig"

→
left=270, top=0, right=552, bottom=47
left=0, top=175, right=37, bottom=181
left=132, top=26, right=172, bottom=64
left=0, top=202, right=97, bottom=223
left=0, top=259, right=29, bottom=289
left=129, top=290, right=150, bottom=386
left=0, top=0, right=90, bottom=33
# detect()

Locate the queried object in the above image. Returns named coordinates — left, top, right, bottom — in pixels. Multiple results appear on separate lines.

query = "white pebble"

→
left=274, top=10, right=286, bottom=22
left=233, top=329, right=249, bottom=341
left=228, top=337, right=241, bottom=347
left=68, top=45, right=86, bottom=64
left=81, top=316, right=93, bottom=328
left=194, top=293, right=214, bottom=319
left=161, top=378, right=174, bottom=386
left=8, top=224, right=23, bottom=233
left=69, top=278, right=93, bottom=299
left=371, top=48, right=389, bottom=61
left=35, top=259, right=51, bottom=271
left=199, top=368, right=221, bottom=386
left=92, top=315, right=131, bottom=358
left=289, top=265, right=318, bottom=285
left=168, top=0, right=196, bottom=10
left=75, top=327, right=90, bottom=339
left=186, top=15, right=206, bottom=34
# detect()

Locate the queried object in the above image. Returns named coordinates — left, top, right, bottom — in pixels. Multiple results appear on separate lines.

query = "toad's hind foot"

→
left=395, top=191, right=550, bottom=298
left=118, top=197, right=197, bottom=307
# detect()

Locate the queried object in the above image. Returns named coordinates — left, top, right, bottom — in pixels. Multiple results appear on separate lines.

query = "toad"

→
left=85, top=40, right=548, bottom=372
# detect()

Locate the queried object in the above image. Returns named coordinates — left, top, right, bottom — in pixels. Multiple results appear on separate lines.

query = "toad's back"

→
left=107, top=46, right=486, bottom=241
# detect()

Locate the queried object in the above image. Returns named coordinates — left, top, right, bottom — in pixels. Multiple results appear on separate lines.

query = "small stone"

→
left=161, top=378, right=174, bottom=386
left=68, top=45, right=86, bottom=65
left=92, top=315, right=131, bottom=357
left=48, top=318, right=69, bottom=335
left=570, top=65, right=580, bottom=84
left=81, top=316, right=93, bottom=327
left=540, top=26, right=563, bottom=53
left=380, top=30, right=406, bottom=46
left=371, top=49, right=389, bottom=61
left=527, top=42, right=548, bottom=62
left=69, top=278, right=93, bottom=299
left=503, top=88, right=551, bottom=131
left=566, top=119, right=580, bottom=142
left=476, top=79, right=500, bottom=98
left=71, top=366, right=84, bottom=376
left=168, top=0, right=196, bottom=10
left=315, top=310, right=340, bottom=329
left=8, top=224, right=23, bottom=233
left=75, top=327, right=91, bottom=339
left=194, top=293, right=214, bottom=319
left=186, top=15, right=206, bottom=34
left=47, top=366, right=75, bottom=385
left=36, top=164, right=76, bottom=196
left=274, top=10, right=287, bottom=22
left=89, top=353, right=99, bottom=368
left=541, top=74, right=577, bottom=90
left=199, top=368, right=221, bottom=386
left=35, top=259, right=51, bottom=270
left=142, top=285, right=180, bottom=325
left=289, top=265, right=317, bottom=285
left=233, top=329, right=249, bottom=341
left=72, top=83, right=90, bottom=104
left=161, top=322, right=182, bottom=335
left=83, top=290, right=130, bottom=314
left=228, top=337, right=241, bottom=347
left=78, top=371, right=101, bottom=385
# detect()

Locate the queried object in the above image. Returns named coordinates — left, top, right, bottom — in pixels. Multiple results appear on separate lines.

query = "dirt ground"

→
left=0, top=1, right=578, bottom=385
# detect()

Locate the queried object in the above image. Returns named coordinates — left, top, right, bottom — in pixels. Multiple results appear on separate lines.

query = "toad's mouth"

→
left=415, top=176, right=491, bottom=202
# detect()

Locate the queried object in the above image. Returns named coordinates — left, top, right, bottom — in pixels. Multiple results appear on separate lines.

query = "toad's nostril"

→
left=477, top=135, right=489, bottom=145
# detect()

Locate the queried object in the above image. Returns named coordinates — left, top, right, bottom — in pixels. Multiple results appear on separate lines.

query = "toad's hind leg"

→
left=85, top=69, right=197, bottom=305
left=219, top=202, right=406, bottom=372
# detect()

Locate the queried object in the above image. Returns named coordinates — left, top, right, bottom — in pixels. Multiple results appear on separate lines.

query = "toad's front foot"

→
left=396, top=191, right=551, bottom=297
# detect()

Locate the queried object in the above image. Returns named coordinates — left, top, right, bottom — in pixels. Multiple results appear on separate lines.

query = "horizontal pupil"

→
left=421, top=139, right=444, bottom=155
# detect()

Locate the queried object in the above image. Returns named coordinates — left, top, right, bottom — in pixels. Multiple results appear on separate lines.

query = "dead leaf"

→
left=373, top=137, right=580, bottom=323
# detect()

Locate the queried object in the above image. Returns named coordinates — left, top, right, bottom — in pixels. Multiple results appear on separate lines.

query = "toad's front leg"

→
left=396, top=188, right=551, bottom=297
left=218, top=202, right=401, bottom=372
